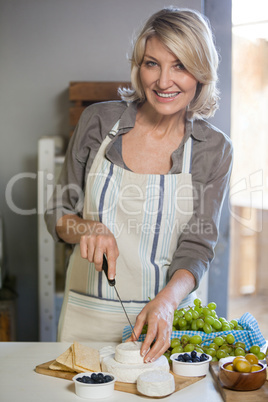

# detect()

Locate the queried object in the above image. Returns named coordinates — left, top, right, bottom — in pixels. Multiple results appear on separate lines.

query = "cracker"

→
left=73, top=341, right=101, bottom=372
left=49, top=359, right=74, bottom=372
left=55, top=346, right=74, bottom=370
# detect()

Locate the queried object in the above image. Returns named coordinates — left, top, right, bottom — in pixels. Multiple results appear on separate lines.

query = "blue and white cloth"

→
left=122, top=312, right=266, bottom=351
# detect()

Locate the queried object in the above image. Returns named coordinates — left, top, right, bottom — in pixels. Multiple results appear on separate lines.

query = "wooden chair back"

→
left=69, top=81, right=131, bottom=136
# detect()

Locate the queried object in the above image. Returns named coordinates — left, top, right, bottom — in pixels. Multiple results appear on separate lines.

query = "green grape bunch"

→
left=172, top=298, right=243, bottom=333
left=140, top=298, right=267, bottom=363
left=164, top=334, right=267, bottom=363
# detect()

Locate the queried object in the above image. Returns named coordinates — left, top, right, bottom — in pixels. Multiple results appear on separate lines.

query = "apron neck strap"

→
left=109, top=120, right=120, bottom=136
left=182, top=136, right=193, bottom=174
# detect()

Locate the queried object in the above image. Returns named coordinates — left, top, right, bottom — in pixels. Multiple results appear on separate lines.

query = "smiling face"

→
left=139, top=36, right=198, bottom=118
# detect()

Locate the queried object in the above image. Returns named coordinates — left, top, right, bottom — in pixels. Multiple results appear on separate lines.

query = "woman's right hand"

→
left=56, top=215, right=119, bottom=280
left=80, top=221, right=119, bottom=280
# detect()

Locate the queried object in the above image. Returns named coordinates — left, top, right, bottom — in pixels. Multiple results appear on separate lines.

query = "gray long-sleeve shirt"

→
left=45, top=100, right=233, bottom=290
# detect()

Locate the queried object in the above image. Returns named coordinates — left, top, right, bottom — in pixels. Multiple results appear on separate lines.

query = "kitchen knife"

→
left=102, top=254, right=139, bottom=342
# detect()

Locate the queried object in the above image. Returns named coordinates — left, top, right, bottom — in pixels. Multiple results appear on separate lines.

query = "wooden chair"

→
left=69, top=81, right=131, bottom=136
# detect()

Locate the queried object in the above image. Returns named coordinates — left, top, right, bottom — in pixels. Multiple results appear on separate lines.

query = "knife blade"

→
left=102, top=254, right=139, bottom=342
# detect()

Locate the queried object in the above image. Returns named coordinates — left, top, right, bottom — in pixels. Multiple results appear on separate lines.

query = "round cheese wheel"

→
left=102, top=354, right=169, bottom=384
left=115, top=342, right=144, bottom=364
left=137, top=370, right=175, bottom=397
left=98, top=345, right=116, bottom=363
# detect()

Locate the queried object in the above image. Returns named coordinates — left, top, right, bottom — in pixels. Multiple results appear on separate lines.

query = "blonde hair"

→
left=119, top=7, right=220, bottom=120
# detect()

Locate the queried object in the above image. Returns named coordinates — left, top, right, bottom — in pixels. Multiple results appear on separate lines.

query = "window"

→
left=228, top=0, right=268, bottom=338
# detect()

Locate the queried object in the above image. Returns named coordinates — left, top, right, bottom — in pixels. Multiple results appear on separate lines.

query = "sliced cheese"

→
left=115, top=341, right=144, bottom=364
left=137, top=370, right=175, bottom=397
left=102, top=354, right=169, bottom=383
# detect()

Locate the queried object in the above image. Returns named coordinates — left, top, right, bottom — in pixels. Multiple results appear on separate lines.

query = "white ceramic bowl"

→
left=170, top=352, right=212, bottom=377
left=73, top=372, right=116, bottom=399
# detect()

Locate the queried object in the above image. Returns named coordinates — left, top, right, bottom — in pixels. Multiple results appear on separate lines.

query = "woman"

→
left=45, top=7, right=233, bottom=363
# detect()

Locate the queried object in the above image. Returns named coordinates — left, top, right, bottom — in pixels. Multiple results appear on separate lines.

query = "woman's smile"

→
left=140, top=36, right=198, bottom=116
left=153, top=90, right=181, bottom=102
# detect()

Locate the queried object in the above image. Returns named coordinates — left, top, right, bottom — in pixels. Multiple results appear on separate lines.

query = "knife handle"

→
left=102, top=255, right=116, bottom=286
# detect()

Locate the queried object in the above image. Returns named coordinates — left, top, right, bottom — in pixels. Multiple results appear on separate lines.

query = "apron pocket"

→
left=59, top=290, right=145, bottom=343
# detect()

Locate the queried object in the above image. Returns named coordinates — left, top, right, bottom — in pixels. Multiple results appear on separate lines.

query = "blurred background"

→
left=228, top=0, right=268, bottom=337
left=0, top=0, right=267, bottom=342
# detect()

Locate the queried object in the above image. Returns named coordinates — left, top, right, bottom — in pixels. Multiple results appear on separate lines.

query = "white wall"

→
left=0, top=0, right=203, bottom=340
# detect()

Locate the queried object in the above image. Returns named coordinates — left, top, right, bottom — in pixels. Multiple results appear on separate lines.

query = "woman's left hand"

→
left=129, top=296, right=174, bottom=363
left=127, top=269, right=196, bottom=362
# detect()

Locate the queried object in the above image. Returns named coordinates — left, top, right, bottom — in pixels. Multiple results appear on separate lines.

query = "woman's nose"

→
left=157, top=67, right=172, bottom=88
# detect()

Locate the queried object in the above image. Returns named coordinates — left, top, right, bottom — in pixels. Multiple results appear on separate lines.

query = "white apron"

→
left=58, top=120, right=195, bottom=342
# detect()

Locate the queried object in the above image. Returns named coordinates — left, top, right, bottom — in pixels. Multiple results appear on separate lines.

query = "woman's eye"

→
left=145, top=61, right=158, bottom=67
left=176, top=62, right=186, bottom=70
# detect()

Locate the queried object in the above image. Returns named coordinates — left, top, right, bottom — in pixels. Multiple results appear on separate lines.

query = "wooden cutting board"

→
left=209, top=362, right=268, bottom=401
left=35, top=360, right=204, bottom=396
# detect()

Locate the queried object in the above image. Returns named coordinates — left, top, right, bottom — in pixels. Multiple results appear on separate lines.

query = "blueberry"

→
left=81, top=376, right=90, bottom=383
left=191, top=351, right=197, bottom=359
left=104, top=375, right=113, bottom=383
left=183, top=353, right=191, bottom=361
left=85, top=377, right=94, bottom=384
left=96, top=377, right=105, bottom=383
left=91, top=373, right=98, bottom=381
left=174, top=352, right=209, bottom=364
left=200, top=353, right=209, bottom=361
left=77, top=373, right=113, bottom=384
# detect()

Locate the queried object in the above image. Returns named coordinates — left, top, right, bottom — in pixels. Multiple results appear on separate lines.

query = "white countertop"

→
left=0, top=342, right=223, bottom=402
